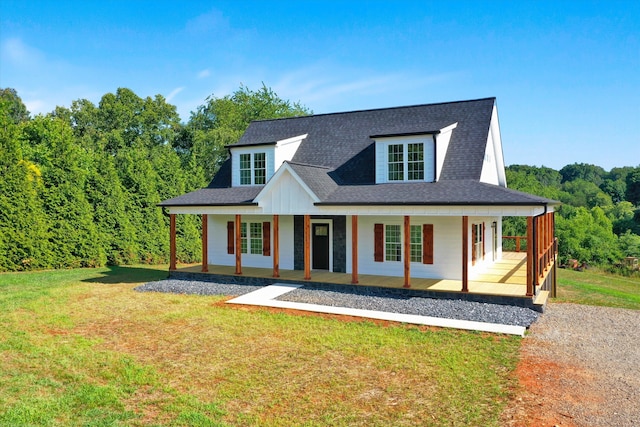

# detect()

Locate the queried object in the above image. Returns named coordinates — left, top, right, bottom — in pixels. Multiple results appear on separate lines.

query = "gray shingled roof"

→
left=159, top=98, right=558, bottom=208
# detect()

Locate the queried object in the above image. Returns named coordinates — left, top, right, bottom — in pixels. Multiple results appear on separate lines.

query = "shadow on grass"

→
left=82, top=265, right=169, bottom=285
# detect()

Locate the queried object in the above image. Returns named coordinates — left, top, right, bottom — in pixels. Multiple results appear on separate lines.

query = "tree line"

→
left=0, top=86, right=309, bottom=271
left=504, top=163, right=640, bottom=269
left=1, top=86, right=638, bottom=272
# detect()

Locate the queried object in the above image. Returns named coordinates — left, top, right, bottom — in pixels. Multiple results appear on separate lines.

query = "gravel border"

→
left=134, top=279, right=264, bottom=297
left=135, top=279, right=540, bottom=327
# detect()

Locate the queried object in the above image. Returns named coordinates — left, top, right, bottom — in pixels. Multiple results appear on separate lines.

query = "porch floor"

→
left=175, top=252, right=529, bottom=299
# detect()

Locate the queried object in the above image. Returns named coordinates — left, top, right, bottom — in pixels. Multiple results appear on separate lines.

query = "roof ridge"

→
left=285, top=160, right=333, bottom=170
left=251, top=97, right=496, bottom=123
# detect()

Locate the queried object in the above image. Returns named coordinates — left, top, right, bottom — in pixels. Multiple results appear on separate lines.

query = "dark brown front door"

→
left=312, top=224, right=330, bottom=270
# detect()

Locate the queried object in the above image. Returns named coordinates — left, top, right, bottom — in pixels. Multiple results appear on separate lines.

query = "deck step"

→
left=533, top=290, right=550, bottom=307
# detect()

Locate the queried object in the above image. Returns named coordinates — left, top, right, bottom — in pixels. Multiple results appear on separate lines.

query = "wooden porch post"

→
left=351, top=215, right=359, bottom=284
left=404, top=215, right=411, bottom=288
left=526, top=216, right=534, bottom=296
left=273, top=215, right=280, bottom=278
left=461, top=216, right=468, bottom=292
left=169, top=214, right=177, bottom=271
left=201, top=214, right=208, bottom=272
left=304, top=215, right=311, bottom=280
left=235, top=214, right=242, bottom=275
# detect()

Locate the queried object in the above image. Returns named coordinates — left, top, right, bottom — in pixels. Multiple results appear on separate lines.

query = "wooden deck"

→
left=175, top=252, right=530, bottom=298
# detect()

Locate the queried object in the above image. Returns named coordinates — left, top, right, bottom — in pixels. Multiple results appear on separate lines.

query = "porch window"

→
left=239, top=152, right=267, bottom=185
left=240, top=222, right=263, bottom=255
left=385, top=225, right=402, bottom=261
left=410, top=225, right=422, bottom=262
left=472, top=223, right=484, bottom=265
left=375, top=223, right=434, bottom=264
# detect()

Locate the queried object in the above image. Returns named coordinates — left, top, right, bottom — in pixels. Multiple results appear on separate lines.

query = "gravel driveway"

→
left=503, top=303, right=640, bottom=426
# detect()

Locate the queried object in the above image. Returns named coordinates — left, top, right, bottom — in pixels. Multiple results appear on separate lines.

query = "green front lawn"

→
left=0, top=266, right=520, bottom=426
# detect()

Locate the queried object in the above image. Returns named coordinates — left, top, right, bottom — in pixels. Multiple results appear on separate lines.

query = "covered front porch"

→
left=169, top=251, right=550, bottom=309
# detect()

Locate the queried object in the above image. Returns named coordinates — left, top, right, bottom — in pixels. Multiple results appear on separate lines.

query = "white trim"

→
left=167, top=204, right=549, bottom=217
left=310, top=219, right=333, bottom=272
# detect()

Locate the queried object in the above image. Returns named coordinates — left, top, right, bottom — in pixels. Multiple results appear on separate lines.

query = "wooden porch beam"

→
left=526, top=216, right=534, bottom=296
left=169, top=214, right=177, bottom=271
left=351, top=215, right=358, bottom=284
left=235, top=214, right=242, bottom=275
left=404, top=215, right=411, bottom=288
left=201, top=214, right=208, bottom=272
left=304, top=215, right=311, bottom=280
left=273, top=215, right=280, bottom=278
left=461, top=216, right=468, bottom=292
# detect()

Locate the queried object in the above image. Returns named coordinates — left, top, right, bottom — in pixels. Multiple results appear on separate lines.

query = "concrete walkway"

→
left=227, top=283, right=526, bottom=336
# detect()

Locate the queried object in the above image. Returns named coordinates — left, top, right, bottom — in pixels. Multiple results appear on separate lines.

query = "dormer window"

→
left=239, top=152, right=267, bottom=185
left=375, top=135, right=434, bottom=183
left=387, top=142, right=425, bottom=181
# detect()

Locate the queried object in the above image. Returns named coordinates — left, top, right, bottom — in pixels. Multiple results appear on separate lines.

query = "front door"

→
left=312, top=223, right=330, bottom=270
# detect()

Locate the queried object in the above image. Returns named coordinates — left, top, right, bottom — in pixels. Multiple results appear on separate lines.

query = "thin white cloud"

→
left=1, top=37, right=44, bottom=67
left=272, top=64, right=462, bottom=111
left=197, top=69, right=211, bottom=79
left=166, top=86, right=185, bottom=102
left=185, top=9, right=230, bottom=34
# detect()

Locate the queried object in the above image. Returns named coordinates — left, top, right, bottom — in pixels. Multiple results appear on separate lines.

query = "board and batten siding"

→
left=207, top=215, right=294, bottom=270
left=257, top=168, right=319, bottom=215
left=351, top=216, right=462, bottom=280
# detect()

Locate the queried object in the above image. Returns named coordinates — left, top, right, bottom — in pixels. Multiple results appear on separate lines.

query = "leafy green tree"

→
left=0, top=96, right=50, bottom=270
left=559, top=163, right=606, bottom=186
left=619, top=230, right=640, bottom=257
left=0, top=88, right=30, bottom=124
left=625, top=167, right=640, bottom=206
left=555, top=205, right=621, bottom=265
left=21, top=115, right=105, bottom=268
left=560, top=179, right=612, bottom=208
left=183, top=84, right=311, bottom=180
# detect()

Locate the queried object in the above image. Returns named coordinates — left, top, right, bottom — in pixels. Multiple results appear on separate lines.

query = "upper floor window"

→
left=387, top=142, right=425, bottom=181
left=239, top=152, right=267, bottom=185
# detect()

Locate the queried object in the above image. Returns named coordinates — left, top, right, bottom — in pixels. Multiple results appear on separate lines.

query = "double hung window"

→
left=240, top=222, right=263, bottom=255
left=387, top=142, right=425, bottom=181
left=239, top=152, right=266, bottom=185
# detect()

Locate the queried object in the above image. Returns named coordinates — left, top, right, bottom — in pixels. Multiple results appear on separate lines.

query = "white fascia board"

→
left=253, top=162, right=320, bottom=204
left=312, top=204, right=549, bottom=217
left=167, top=205, right=263, bottom=215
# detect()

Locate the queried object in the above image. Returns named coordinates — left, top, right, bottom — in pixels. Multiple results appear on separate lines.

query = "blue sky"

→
left=1, top=0, right=638, bottom=170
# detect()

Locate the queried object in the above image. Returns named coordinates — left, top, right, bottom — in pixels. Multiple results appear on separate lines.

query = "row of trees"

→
left=0, top=86, right=308, bottom=271
left=504, top=163, right=640, bottom=266
left=1, top=85, right=638, bottom=271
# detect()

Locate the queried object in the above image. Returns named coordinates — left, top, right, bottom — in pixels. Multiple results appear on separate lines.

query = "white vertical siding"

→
left=258, top=169, right=318, bottom=215
left=208, top=214, right=294, bottom=269
left=354, top=216, right=463, bottom=280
